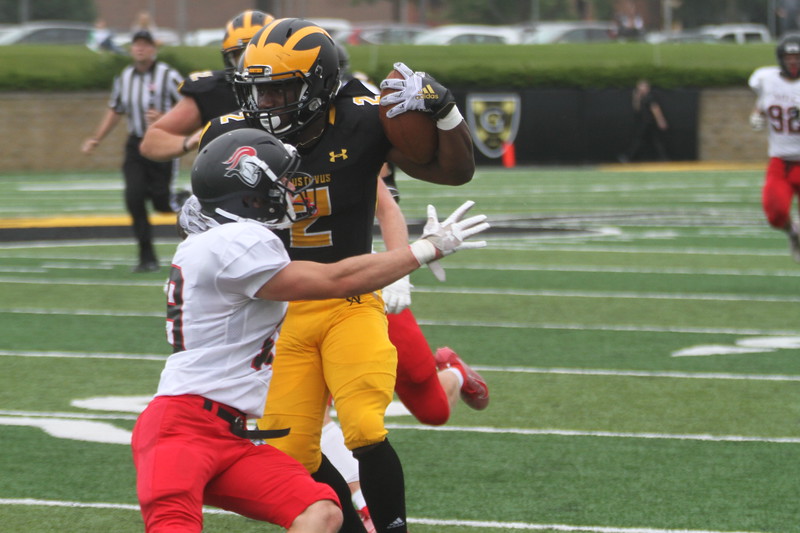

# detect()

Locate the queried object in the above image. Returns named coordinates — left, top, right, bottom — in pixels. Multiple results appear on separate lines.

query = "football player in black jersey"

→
left=140, top=9, right=271, bottom=162
left=199, top=18, right=475, bottom=533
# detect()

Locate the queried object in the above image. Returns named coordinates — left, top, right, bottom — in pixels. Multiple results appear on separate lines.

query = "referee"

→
left=82, top=30, right=184, bottom=273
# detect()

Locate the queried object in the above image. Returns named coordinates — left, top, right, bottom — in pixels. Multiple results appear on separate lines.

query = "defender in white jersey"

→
left=130, top=127, right=490, bottom=533
left=748, top=34, right=800, bottom=262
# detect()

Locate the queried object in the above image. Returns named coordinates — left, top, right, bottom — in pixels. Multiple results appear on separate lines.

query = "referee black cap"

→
left=132, top=30, right=155, bottom=44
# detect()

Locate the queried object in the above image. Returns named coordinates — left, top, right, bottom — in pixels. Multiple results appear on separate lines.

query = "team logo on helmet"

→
left=466, top=93, right=521, bottom=159
left=222, top=146, right=266, bottom=187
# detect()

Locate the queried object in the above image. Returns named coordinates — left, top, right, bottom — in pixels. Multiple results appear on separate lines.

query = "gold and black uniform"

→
left=200, top=79, right=395, bottom=471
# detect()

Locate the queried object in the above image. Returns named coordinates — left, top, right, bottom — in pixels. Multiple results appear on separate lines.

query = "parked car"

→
left=698, top=23, right=771, bottom=43
left=521, top=21, right=617, bottom=44
left=184, top=28, right=223, bottom=47
left=413, top=24, right=521, bottom=45
left=342, top=23, right=427, bottom=45
left=306, top=17, right=352, bottom=42
left=646, top=23, right=771, bottom=44
left=0, top=21, right=93, bottom=45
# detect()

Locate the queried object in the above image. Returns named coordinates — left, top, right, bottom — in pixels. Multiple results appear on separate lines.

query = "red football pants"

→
left=388, top=308, right=451, bottom=425
left=763, top=157, right=800, bottom=229
left=131, top=395, right=339, bottom=533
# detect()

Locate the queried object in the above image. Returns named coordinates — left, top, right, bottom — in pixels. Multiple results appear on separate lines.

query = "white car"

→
left=647, top=23, right=771, bottom=44
left=184, top=28, right=223, bottom=47
left=414, top=24, right=522, bottom=45
left=305, top=17, right=352, bottom=42
left=521, top=21, right=617, bottom=44
left=0, top=21, right=93, bottom=45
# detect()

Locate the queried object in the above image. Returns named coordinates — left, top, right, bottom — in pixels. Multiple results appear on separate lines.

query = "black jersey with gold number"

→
left=200, top=80, right=391, bottom=263
left=179, top=69, right=239, bottom=125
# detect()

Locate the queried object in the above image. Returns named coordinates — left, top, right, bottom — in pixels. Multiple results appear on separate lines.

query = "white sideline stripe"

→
left=2, top=275, right=799, bottom=303
left=0, top=410, right=139, bottom=421
left=1, top=351, right=797, bottom=383
left=1, top=308, right=163, bottom=317
left=489, top=243, right=793, bottom=257
left=0, top=277, right=161, bottom=287
left=2, top=311, right=798, bottom=336
left=412, top=286, right=800, bottom=303
left=417, top=319, right=800, bottom=336
left=445, top=264, right=800, bottom=278
left=383, top=423, right=800, bottom=444
left=0, top=499, right=764, bottom=533
left=471, top=366, right=800, bottom=382
left=0, top=350, right=167, bottom=361
left=3, top=409, right=797, bottom=445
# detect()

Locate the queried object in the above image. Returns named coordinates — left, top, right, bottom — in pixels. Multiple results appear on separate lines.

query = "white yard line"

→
left=383, top=424, right=800, bottom=444
left=0, top=498, right=765, bottom=533
left=411, top=286, right=800, bottom=303
left=2, top=350, right=797, bottom=383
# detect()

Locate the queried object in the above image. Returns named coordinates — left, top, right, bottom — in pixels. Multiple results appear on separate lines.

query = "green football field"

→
left=1, top=163, right=799, bottom=533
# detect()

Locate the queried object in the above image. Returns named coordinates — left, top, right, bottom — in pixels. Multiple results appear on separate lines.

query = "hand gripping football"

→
left=379, top=68, right=438, bottom=165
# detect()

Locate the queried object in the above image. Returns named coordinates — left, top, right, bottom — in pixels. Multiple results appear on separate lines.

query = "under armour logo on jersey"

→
left=223, top=146, right=268, bottom=187
left=329, top=149, right=348, bottom=162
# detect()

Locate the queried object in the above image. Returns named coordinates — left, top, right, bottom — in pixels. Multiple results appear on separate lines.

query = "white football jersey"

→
left=157, top=221, right=291, bottom=418
left=749, top=65, right=800, bottom=160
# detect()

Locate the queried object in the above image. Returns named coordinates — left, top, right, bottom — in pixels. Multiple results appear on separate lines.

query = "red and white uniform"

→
left=159, top=222, right=288, bottom=417
left=131, top=221, right=338, bottom=533
left=750, top=66, right=800, bottom=160
left=749, top=65, right=800, bottom=228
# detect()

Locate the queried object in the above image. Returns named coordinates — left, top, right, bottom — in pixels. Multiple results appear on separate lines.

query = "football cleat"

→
left=357, top=506, right=376, bottom=533
left=434, top=346, right=489, bottom=410
left=788, top=222, right=800, bottom=263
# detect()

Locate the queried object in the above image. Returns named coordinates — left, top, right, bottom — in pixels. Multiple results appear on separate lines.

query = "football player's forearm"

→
left=140, top=126, right=187, bottom=161
left=259, top=249, right=419, bottom=301
left=392, top=124, right=475, bottom=186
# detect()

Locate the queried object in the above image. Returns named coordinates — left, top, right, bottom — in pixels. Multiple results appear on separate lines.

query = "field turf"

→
left=0, top=163, right=798, bottom=532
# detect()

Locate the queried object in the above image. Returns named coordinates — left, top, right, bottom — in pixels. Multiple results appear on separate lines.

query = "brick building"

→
left=94, top=0, right=399, bottom=36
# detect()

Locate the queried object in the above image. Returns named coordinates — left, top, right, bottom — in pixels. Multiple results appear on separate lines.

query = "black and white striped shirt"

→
left=108, top=61, right=183, bottom=138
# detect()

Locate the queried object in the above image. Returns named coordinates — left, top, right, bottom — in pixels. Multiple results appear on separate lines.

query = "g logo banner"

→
left=466, top=93, right=521, bottom=159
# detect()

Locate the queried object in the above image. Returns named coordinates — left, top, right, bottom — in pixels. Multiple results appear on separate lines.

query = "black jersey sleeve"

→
left=179, top=70, right=240, bottom=125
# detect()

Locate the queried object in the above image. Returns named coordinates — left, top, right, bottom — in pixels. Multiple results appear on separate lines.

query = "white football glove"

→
left=409, top=201, right=490, bottom=281
left=379, top=62, right=455, bottom=119
left=382, top=274, right=412, bottom=314
left=750, top=111, right=766, bottom=131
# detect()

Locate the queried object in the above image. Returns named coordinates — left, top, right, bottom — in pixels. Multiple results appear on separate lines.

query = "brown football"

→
left=378, top=69, right=438, bottom=165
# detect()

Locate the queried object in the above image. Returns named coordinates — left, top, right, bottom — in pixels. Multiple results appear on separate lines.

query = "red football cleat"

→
left=434, top=346, right=489, bottom=410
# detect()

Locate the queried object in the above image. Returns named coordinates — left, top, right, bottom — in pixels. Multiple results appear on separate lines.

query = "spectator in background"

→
left=778, top=0, right=800, bottom=36
left=615, top=0, right=644, bottom=41
left=618, top=79, right=669, bottom=163
left=131, top=11, right=160, bottom=46
left=80, top=30, right=184, bottom=273
left=87, top=19, right=124, bottom=54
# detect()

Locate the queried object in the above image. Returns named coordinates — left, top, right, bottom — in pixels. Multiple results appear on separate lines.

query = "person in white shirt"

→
left=749, top=34, right=800, bottom=262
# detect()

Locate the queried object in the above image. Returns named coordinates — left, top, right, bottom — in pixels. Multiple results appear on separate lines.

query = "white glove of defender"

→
left=409, top=201, right=489, bottom=281
left=750, top=111, right=766, bottom=131
left=382, top=275, right=412, bottom=314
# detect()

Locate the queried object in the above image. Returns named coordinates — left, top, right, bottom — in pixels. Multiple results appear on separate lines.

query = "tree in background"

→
left=0, top=0, right=95, bottom=24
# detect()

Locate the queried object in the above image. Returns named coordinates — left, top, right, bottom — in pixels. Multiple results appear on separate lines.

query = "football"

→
left=378, top=69, right=438, bottom=165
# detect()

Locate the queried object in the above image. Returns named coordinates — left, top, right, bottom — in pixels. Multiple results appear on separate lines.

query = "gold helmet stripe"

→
left=248, top=22, right=332, bottom=76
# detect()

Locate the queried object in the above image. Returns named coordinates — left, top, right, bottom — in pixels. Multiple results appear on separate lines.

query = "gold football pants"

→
left=257, top=292, right=397, bottom=473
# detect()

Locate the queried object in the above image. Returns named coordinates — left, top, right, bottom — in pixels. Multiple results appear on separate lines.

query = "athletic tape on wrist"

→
left=436, top=106, right=463, bottom=131
left=409, top=240, right=438, bottom=265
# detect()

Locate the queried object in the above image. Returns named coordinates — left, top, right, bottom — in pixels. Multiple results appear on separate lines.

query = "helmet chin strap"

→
left=214, top=207, right=292, bottom=230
